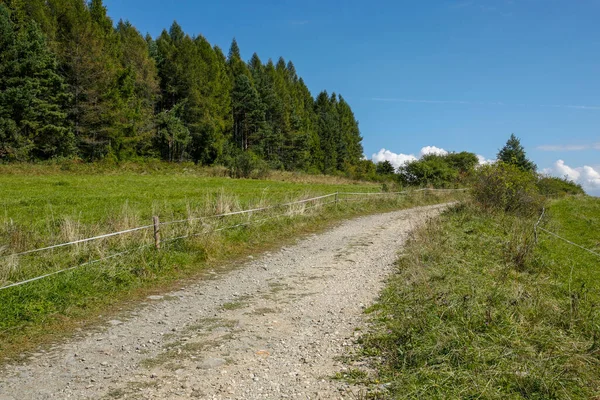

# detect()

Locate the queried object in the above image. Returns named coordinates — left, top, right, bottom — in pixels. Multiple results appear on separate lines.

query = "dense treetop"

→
left=0, top=0, right=363, bottom=175
left=497, top=134, right=536, bottom=173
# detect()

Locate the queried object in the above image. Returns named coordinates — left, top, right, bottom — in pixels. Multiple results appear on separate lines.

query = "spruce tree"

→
left=0, top=1, right=366, bottom=169
left=497, top=134, right=536, bottom=172
left=227, top=38, right=250, bottom=80
left=231, top=74, right=264, bottom=151
left=0, top=4, right=73, bottom=160
left=314, top=91, right=338, bottom=173
left=114, top=20, right=159, bottom=157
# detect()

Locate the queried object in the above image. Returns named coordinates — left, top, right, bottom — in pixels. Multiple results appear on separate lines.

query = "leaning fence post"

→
left=153, top=216, right=161, bottom=250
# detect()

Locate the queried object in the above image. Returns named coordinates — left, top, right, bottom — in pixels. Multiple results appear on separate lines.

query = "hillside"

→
left=357, top=195, right=600, bottom=398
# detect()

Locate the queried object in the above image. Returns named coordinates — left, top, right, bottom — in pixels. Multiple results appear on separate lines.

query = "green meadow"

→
left=0, top=164, right=460, bottom=360
left=359, top=195, right=600, bottom=399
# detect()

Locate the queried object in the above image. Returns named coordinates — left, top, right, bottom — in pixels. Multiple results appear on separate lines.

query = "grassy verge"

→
left=359, top=196, right=600, bottom=399
left=0, top=167, right=459, bottom=361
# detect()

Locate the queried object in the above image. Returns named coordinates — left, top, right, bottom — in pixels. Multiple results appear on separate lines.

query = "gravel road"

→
left=0, top=204, right=449, bottom=400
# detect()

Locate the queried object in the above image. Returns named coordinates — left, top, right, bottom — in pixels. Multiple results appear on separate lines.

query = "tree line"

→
left=0, top=0, right=364, bottom=175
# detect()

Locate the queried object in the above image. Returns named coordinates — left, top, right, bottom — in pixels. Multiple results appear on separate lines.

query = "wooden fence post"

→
left=153, top=216, right=161, bottom=250
left=335, top=192, right=339, bottom=207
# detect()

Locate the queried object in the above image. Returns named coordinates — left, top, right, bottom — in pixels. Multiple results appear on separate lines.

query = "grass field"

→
left=0, top=164, right=461, bottom=361
left=0, top=163, right=378, bottom=247
left=357, top=196, right=600, bottom=399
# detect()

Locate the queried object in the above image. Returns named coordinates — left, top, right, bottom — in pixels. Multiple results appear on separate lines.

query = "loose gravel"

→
left=0, top=204, right=449, bottom=400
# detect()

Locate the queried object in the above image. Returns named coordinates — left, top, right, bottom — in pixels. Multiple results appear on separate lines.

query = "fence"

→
left=0, top=188, right=466, bottom=291
left=534, top=207, right=600, bottom=258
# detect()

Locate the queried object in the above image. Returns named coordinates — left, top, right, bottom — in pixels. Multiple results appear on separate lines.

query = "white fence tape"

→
left=538, top=227, right=600, bottom=258
left=0, top=246, right=149, bottom=291
left=1, top=225, right=154, bottom=259
left=0, top=188, right=465, bottom=290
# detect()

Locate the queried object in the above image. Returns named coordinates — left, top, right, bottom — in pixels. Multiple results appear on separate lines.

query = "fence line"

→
left=538, top=227, right=600, bottom=258
left=0, top=245, right=151, bottom=291
left=1, top=225, right=154, bottom=259
left=533, top=207, right=546, bottom=244
left=0, top=188, right=466, bottom=291
left=339, top=188, right=467, bottom=196
left=0, top=193, right=338, bottom=259
left=159, top=193, right=337, bottom=227
left=2, top=190, right=464, bottom=259
left=533, top=207, right=600, bottom=258
left=0, top=199, right=339, bottom=291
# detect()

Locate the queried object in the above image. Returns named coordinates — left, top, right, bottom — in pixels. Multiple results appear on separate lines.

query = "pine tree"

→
left=0, top=4, right=73, bottom=160
left=337, top=95, right=363, bottom=170
left=497, top=134, right=536, bottom=172
left=0, top=1, right=366, bottom=170
left=376, top=160, right=395, bottom=175
left=155, top=102, right=190, bottom=162
left=314, top=91, right=338, bottom=173
left=113, top=20, right=159, bottom=157
left=231, top=74, right=264, bottom=151
left=227, top=38, right=250, bottom=80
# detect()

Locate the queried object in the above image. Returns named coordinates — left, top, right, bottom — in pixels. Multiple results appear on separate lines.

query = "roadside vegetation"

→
left=355, top=138, right=596, bottom=399
left=0, top=163, right=463, bottom=361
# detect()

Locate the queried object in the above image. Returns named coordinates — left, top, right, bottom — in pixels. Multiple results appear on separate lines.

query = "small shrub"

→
left=228, top=151, right=270, bottom=179
left=472, top=162, right=543, bottom=216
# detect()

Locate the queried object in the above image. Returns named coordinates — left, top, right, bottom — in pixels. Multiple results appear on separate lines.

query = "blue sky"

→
left=104, top=0, right=600, bottom=194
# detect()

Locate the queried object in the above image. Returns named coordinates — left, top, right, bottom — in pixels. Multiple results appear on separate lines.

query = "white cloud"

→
left=551, top=160, right=581, bottom=181
left=420, top=146, right=448, bottom=157
left=371, top=149, right=417, bottom=170
left=544, top=160, right=600, bottom=195
left=372, top=146, right=494, bottom=169
left=476, top=155, right=494, bottom=165
left=581, top=166, right=600, bottom=189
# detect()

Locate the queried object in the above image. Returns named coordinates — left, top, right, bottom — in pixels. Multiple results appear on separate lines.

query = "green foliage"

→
left=375, top=160, right=395, bottom=176
left=398, top=152, right=479, bottom=188
left=154, top=102, right=191, bottom=162
left=537, top=175, right=585, bottom=197
left=472, top=162, right=543, bottom=216
left=497, top=133, right=536, bottom=172
left=362, top=203, right=600, bottom=398
left=0, top=1, right=365, bottom=175
left=347, top=159, right=378, bottom=181
left=0, top=4, right=73, bottom=161
left=228, top=150, right=269, bottom=179
left=398, top=154, right=457, bottom=187
left=444, top=151, right=479, bottom=173
left=231, top=74, right=264, bottom=152
left=397, top=152, right=479, bottom=188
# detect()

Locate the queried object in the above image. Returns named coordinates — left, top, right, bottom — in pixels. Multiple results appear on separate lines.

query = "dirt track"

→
left=0, top=204, right=449, bottom=400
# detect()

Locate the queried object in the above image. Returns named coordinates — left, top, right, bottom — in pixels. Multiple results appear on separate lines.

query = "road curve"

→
left=0, top=204, right=449, bottom=400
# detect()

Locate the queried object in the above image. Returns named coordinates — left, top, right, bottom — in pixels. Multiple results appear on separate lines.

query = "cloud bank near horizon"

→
left=371, top=147, right=492, bottom=170
left=371, top=148, right=599, bottom=196
left=543, top=160, right=600, bottom=195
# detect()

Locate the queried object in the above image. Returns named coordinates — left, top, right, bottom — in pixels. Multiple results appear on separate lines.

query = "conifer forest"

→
left=0, top=0, right=365, bottom=175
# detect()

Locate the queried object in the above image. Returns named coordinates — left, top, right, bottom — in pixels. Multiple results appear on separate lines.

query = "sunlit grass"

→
left=0, top=164, right=461, bottom=360
left=361, top=197, right=600, bottom=398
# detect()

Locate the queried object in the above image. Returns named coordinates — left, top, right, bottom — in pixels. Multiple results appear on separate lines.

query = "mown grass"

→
left=0, top=165, right=459, bottom=361
left=360, top=197, right=600, bottom=399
